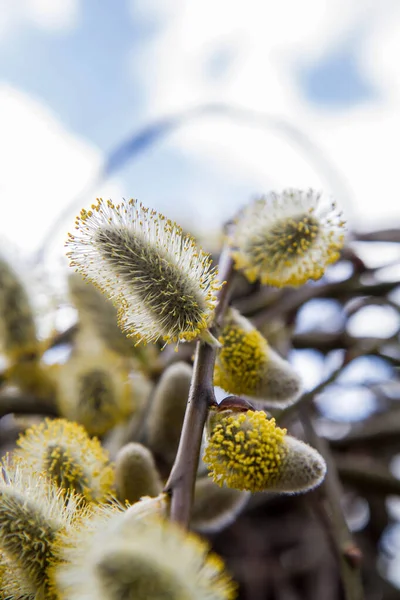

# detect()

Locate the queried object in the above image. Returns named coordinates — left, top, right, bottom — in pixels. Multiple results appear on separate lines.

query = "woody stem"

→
left=166, top=250, right=235, bottom=527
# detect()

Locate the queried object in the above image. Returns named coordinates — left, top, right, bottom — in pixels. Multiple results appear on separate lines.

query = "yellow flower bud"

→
left=16, top=418, right=114, bottom=503
left=215, top=309, right=301, bottom=407
left=204, top=409, right=326, bottom=494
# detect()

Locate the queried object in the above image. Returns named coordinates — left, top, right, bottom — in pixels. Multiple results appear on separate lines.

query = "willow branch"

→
left=292, top=331, right=399, bottom=353
left=301, top=410, right=364, bottom=600
left=165, top=342, right=217, bottom=526
left=279, top=337, right=388, bottom=426
left=165, top=251, right=235, bottom=527
left=354, top=228, right=400, bottom=243
left=47, top=323, right=79, bottom=349
left=331, top=409, right=400, bottom=449
left=0, top=393, right=58, bottom=420
left=240, top=276, right=398, bottom=324
left=336, top=456, right=400, bottom=496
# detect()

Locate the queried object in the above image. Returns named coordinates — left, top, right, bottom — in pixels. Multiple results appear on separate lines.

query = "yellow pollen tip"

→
left=204, top=410, right=287, bottom=492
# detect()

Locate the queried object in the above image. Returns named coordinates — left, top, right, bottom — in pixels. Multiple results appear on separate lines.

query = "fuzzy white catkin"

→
left=229, top=188, right=345, bottom=287
left=53, top=503, right=235, bottom=600
left=66, top=199, right=221, bottom=346
left=0, top=459, right=78, bottom=595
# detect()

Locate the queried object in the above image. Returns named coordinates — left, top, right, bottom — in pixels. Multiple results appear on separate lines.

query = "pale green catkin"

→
left=0, top=551, right=37, bottom=600
left=272, top=436, right=327, bottom=493
left=0, top=257, right=37, bottom=359
left=68, top=272, right=137, bottom=358
left=0, top=461, right=78, bottom=598
left=95, top=550, right=187, bottom=600
left=53, top=504, right=235, bottom=600
left=54, top=348, right=135, bottom=436
left=146, top=362, right=192, bottom=468
left=115, top=443, right=162, bottom=504
left=191, top=476, right=250, bottom=533
left=0, top=489, right=56, bottom=589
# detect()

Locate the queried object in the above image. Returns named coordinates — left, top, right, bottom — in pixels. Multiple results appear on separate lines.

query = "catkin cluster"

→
left=0, top=188, right=346, bottom=600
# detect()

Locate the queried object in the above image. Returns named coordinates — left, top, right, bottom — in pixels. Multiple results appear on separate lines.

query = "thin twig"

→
left=331, top=409, right=400, bottom=450
left=301, top=409, right=364, bottom=600
left=47, top=323, right=79, bottom=349
left=0, top=393, right=58, bottom=420
left=336, top=456, right=400, bottom=496
left=354, top=229, right=400, bottom=243
left=292, top=331, right=399, bottom=353
left=278, top=362, right=346, bottom=426
left=278, top=338, right=389, bottom=426
left=165, top=252, right=236, bottom=527
left=241, top=276, right=398, bottom=324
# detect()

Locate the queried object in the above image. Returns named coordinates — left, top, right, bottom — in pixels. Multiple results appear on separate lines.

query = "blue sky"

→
left=0, top=2, right=147, bottom=147
left=0, top=0, right=400, bottom=256
left=3, top=1, right=374, bottom=146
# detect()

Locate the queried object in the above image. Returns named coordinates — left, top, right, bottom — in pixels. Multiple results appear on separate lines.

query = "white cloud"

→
left=131, top=0, right=393, bottom=117
left=129, top=0, right=400, bottom=230
left=25, top=0, right=79, bottom=31
left=0, top=85, right=122, bottom=255
left=128, top=0, right=177, bottom=24
left=361, top=4, right=400, bottom=103
left=310, top=107, right=400, bottom=230
left=0, top=0, right=79, bottom=40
